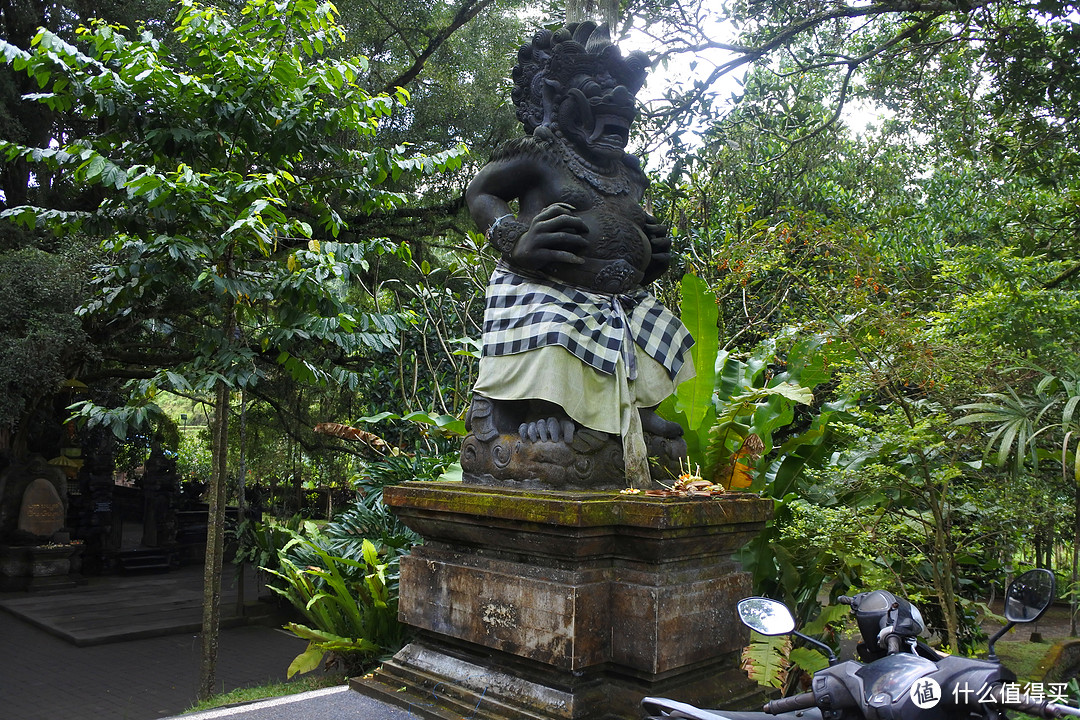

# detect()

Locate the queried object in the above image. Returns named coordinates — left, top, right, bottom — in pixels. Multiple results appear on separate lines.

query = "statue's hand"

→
left=642, top=213, right=671, bottom=284
left=511, top=202, right=588, bottom=271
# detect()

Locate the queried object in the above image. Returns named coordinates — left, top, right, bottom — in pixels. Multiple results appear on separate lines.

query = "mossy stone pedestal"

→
left=352, top=482, right=771, bottom=720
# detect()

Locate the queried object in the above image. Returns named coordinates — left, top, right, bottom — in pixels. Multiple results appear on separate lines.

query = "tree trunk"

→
left=1067, top=432, right=1078, bottom=637
left=1045, top=523, right=1053, bottom=571
left=1071, top=491, right=1078, bottom=636
left=294, top=469, right=302, bottom=515
left=932, top=520, right=960, bottom=650
left=235, top=391, right=247, bottom=618
left=198, top=373, right=231, bottom=699
left=924, top=471, right=960, bottom=650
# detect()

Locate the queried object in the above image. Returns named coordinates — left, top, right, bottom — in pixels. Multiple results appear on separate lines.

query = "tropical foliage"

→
left=267, top=533, right=406, bottom=677
left=1, top=0, right=1079, bottom=689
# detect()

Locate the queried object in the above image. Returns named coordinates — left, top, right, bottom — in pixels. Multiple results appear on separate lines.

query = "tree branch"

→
left=378, top=0, right=497, bottom=94
left=247, top=385, right=377, bottom=460
left=643, top=0, right=997, bottom=140
left=1045, top=263, right=1080, bottom=289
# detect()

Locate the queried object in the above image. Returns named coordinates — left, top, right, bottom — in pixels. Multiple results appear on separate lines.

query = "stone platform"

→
left=353, top=482, right=771, bottom=720
left=0, top=562, right=270, bottom=646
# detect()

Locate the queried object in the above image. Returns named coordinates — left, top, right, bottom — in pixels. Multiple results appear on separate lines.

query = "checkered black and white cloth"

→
left=482, top=262, right=694, bottom=381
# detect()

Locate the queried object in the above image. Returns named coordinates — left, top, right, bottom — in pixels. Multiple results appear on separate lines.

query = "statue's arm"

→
left=466, top=159, right=588, bottom=270
left=466, top=162, right=515, bottom=230
left=466, top=159, right=531, bottom=254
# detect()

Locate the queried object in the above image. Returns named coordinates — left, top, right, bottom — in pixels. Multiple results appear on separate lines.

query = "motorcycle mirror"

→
left=989, top=568, right=1056, bottom=662
left=1004, top=568, right=1055, bottom=624
left=737, top=597, right=796, bottom=636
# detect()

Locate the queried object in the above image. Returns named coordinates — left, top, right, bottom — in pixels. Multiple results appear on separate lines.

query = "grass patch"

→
left=993, top=638, right=1062, bottom=683
left=184, top=672, right=348, bottom=714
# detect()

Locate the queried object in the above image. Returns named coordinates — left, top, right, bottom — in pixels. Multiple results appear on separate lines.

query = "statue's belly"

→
left=545, top=203, right=651, bottom=294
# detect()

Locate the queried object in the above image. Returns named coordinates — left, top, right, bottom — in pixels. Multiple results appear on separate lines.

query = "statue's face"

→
left=559, top=71, right=637, bottom=162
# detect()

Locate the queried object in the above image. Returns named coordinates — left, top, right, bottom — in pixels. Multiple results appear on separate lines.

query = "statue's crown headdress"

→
left=511, top=22, right=650, bottom=134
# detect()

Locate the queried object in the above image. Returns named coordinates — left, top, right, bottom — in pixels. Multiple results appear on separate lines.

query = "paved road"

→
left=173, top=686, right=423, bottom=720
left=0, top=604, right=313, bottom=720
left=0, top=560, right=432, bottom=720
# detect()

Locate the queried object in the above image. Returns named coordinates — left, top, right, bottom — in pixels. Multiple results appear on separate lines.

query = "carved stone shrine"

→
left=354, top=484, right=770, bottom=719
left=0, top=458, right=82, bottom=590
left=18, top=478, right=65, bottom=537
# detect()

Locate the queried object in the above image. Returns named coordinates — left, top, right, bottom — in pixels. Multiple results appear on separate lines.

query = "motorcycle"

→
left=643, top=569, right=1080, bottom=720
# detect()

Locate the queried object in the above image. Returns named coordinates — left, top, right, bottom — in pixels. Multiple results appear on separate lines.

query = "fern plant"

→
left=265, top=533, right=410, bottom=677
left=741, top=630, right=831, bottom=692
left=741, top=631, right=793, bottom=689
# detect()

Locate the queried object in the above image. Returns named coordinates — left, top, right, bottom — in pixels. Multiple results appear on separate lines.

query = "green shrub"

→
left=266, top=532, right=409, bottom=677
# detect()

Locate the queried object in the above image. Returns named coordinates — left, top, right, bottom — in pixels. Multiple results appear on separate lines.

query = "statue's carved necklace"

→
left=551, top=133, right=632, bottom=196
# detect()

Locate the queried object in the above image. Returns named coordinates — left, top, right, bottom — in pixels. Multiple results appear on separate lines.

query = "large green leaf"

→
left=802, top=604, right=849, bottom=635
left=955, top=389, right=1038, bottom=473
left=789, top=647, right=830, bottom=674
left=287, top=642, right=325, bottom=678
left=716, top=351, right=751, bottom=402
left=775, top=334, right=849, bottom=391
left=674, top=273, right=719, bottom=431
left=762, top=420, right=834, bottom=496
left=704, top=385, right=813, bottom=481
left=354, top=410, right=467, bottom=437
left=657, top=393, right=716, bottom=474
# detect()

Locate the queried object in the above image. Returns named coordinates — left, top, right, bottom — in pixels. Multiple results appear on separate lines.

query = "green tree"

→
left=0, top=248, right=88, bottom=453
left=1, top=0, right=465, bottom=698
left=0, top=0, right=529, bottom=476
left=632, top=0, right=1080, bottom=158
left=644, top=29, right=1080, bottom=648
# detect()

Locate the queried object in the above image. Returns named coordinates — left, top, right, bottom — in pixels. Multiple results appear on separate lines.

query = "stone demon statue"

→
left=460, top=22, right=695, bottom=489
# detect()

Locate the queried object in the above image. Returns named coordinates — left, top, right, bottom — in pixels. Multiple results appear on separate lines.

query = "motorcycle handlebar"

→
left=763, top=692, right=816, bottom=715
left=837, top=595, right=855, bottom=606
left=984, top=685, right=1080, bottom=718
left=1044, top=703, right=1080, bottom=718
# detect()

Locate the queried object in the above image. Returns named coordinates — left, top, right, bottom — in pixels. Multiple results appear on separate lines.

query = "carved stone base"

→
left=351, top=483, right=771, bottom=720
left=354, top=637, right=759, bottom=720
left=460, top=430, right=687, bottom=490
left=0, top=544, right=84, bottom=591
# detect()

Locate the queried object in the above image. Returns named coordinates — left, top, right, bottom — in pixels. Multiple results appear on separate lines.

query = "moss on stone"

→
left=384, top=481, right=771, bottom=529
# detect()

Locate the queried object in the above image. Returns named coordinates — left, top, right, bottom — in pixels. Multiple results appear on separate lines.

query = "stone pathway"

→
left=0, top=565, right=314, bottom=720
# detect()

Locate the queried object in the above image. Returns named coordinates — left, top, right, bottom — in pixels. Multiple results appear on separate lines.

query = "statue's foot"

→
left=465, top=395, right=498, bottom=441
left=461, top=397, right=688, bottom=489
left=518, top=417, right=576, bottom=444
left=640, top=407, right=683, bottom=438
left=466, top=395, right=530, bottom=441
left=461, top=423, right=623, bottom=489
